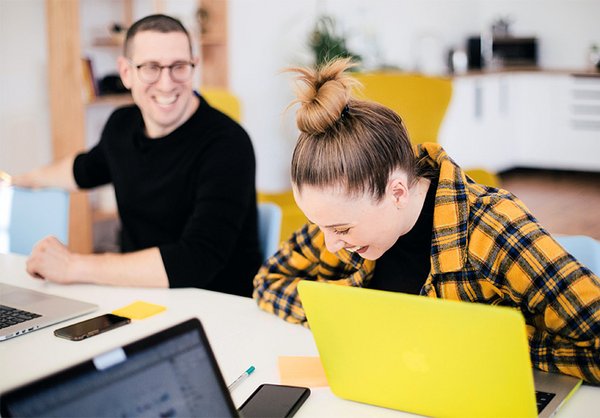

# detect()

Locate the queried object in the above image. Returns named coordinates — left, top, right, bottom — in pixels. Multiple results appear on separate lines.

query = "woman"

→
left=253, top=58, right=600, bottom=385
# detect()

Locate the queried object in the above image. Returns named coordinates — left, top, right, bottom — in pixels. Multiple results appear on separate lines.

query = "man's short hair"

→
left=124, top=14, right=192, bottom=58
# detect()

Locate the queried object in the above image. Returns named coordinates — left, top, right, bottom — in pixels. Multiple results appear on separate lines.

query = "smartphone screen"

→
left=54, top=314, right=130, bottom=341
left=238, top=384, right=310, bottom=418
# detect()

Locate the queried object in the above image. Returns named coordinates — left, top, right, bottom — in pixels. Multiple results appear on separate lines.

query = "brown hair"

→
left=289, top=58, right=423, bottom=202
left=124, top=14, right=192, bottom=58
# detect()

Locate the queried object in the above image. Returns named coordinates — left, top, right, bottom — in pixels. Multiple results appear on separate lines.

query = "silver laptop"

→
left=0, top=283, right=98, bottom=341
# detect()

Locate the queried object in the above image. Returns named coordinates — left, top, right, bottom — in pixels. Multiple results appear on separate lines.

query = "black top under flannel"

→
left=369, top=178, right=438, bottom=294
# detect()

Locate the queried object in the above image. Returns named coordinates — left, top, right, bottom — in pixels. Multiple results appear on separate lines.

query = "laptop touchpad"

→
left=4, top=289, right=48, bottom=305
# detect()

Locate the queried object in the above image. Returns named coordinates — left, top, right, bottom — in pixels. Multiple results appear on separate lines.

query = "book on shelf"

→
left=81, top=57, right=98, bottom=103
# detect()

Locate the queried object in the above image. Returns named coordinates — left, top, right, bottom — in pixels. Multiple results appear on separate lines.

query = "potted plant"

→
left=309, top=15, right=361, bottom=68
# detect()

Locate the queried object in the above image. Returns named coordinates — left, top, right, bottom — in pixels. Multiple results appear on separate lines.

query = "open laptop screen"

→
left=0, top=318, right=238, bottom=418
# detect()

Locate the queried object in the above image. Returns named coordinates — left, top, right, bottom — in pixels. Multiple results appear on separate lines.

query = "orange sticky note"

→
left=278, top=356, right=329, bottom=387
left=112, top=301, right=166, bottom=320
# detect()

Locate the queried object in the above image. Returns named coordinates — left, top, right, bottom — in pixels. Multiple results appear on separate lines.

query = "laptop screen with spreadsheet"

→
left=0, top=318, right=239, bottom=418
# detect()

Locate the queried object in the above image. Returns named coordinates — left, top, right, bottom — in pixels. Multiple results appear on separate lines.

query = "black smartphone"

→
left=238, top=384, right=310, bottom=418
left=53, top=313, right=131, bottom=341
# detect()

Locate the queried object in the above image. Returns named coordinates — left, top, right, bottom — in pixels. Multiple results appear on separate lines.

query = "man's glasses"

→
left=129, top=60, right=195, bottom=84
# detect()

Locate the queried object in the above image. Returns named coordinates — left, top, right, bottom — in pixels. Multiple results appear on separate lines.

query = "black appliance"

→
left=466, top=36, right=538, bottom=69
left=467, top=36, right=483, bottom=69
left=492, top=37, right=538, bottom=66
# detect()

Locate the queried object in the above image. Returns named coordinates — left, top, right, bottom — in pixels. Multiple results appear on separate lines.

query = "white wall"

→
left=229, top=0, right=319, bottom=192
left=0, top=0, right=51, bottom=175
left=1, top=0, right=599, bottom=189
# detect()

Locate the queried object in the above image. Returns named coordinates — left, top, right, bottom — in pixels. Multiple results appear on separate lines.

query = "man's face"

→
left=118, top=31, right=198, bottom=138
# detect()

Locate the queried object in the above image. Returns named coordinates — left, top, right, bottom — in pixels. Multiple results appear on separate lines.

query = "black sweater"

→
left=73, top=94, right=261, bottom=297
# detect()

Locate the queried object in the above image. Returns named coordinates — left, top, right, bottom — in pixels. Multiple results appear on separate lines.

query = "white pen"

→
left=228, top=365, right=255, bottom=391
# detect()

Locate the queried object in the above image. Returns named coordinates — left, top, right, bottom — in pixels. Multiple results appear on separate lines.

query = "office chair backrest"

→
left=257, top=202, right=282, bottom=262
left=201, top=88, right=242, bottom=123
left=555, top=235, right=600, bottom=275
left=352, top=72, right=453, bottom=144
left=0, top=187, right=69, bottom=255
left=258, top=191, right=308, bottom=244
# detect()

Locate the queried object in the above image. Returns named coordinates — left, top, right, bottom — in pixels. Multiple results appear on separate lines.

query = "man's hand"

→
left=11, top=172, right=40, bottom=188
left=25, top=237, right=169, bottom=288
left=26, top=236, right=79, bottom=284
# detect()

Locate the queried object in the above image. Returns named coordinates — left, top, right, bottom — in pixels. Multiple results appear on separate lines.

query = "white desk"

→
left=0, top=253, right=598, bottom=417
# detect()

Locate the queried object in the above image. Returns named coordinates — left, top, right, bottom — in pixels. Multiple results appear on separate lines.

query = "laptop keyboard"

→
left=0, top=305, right=41, bottom=329
left=536, top=390, right=556, bottom=413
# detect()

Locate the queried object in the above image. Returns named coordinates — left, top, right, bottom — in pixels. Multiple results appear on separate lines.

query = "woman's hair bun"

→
left=287, top=58, right=358, bottom=135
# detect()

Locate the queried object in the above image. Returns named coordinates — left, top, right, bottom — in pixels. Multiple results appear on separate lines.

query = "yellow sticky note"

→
left=112, top=301, right=166, bottom=320
left=278, top=356, right=329, bottom=387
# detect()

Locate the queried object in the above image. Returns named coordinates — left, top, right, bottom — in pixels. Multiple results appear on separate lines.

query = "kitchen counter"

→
left=452, top=66, right=600, bottom=78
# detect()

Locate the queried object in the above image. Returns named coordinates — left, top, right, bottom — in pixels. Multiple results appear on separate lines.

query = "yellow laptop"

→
left=297, top=281, right=582, bottom=418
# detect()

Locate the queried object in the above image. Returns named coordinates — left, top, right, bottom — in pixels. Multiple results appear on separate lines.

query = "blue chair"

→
left=0, top=187, right=69, bottom=255
left=555, top=235, right=600, bottom=275
left=258, top=202, right=282, bottom=262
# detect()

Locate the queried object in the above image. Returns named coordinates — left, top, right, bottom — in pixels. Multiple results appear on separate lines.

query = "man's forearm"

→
left=70, top=247, right=169, bottom=288
left=12, top=154, right=78, bottom=191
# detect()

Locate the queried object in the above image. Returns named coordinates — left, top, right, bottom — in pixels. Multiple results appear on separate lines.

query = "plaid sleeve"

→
left=253, top=222, right=373, bottom=326
left=470, top=198, right=600, bottom=385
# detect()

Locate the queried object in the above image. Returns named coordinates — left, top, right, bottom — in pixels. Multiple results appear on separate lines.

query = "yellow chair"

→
left=353, top=72, right=500, bottom=187
left=353, top=72, right=452, bottom=145
left=201, top=88, right=242, bottom=122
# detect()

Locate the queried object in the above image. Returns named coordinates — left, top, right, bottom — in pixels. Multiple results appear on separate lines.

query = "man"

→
left=10, top=14, right=261, bottom=297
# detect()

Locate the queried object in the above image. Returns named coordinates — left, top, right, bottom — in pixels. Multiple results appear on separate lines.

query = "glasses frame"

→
left=128, top=60, right=196, bottom=84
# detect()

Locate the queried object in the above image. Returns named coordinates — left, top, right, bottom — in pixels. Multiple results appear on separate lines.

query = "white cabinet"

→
left=440, top=74, right=515, bottom=172
left=439, top=72, right=600, bottom=173
left=566, top=75, right=600, bottom=171
left=510, top=74, right=571, bottom=169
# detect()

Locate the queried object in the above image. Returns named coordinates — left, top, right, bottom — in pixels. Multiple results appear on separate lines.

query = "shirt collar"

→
left=415, top=143, right=470, bottom=274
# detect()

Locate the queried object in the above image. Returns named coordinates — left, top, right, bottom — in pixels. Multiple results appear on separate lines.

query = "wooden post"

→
left=46, top=0, right=93, bottom=253
left=200, top=0, right=228, bottom=88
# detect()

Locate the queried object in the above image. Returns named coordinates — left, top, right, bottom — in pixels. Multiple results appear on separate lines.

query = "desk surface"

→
left=0, top=253, right=598, bottom=417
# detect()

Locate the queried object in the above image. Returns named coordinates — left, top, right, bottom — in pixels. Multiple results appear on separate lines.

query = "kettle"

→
left=448, top=48, right=468, bottom=74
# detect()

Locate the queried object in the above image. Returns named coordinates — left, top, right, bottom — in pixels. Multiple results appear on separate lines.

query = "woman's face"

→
left=293, top=176, right=415, bottom=260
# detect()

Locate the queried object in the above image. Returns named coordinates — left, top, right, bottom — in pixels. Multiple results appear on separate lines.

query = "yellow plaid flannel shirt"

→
left=253, top=143, right=600, bottom=385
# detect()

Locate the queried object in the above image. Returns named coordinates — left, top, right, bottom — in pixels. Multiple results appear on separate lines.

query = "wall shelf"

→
left=47, top=0, right=229, bottom=253
left=87, top=94, right=133, bottom=107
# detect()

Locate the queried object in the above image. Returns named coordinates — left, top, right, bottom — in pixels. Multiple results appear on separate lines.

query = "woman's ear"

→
left=388, top=175, right=410, bottom=209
